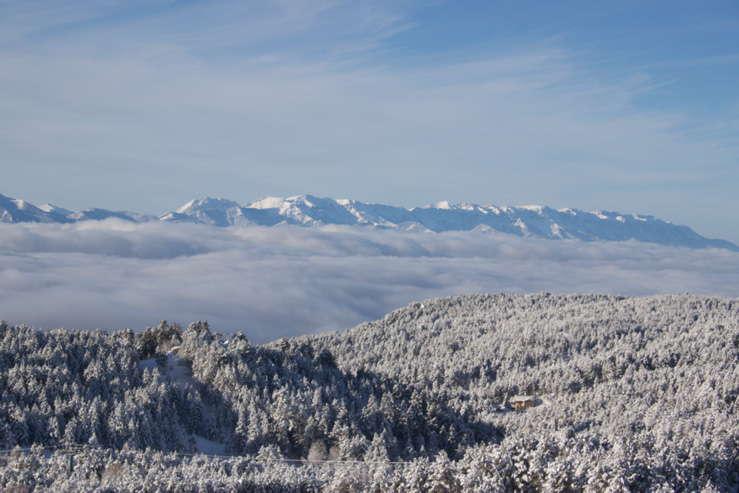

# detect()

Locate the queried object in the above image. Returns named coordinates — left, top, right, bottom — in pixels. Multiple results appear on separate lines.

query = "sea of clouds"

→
left=1, top=220, right=737, bottom=343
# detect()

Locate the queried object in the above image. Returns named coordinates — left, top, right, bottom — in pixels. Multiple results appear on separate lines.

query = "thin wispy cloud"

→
left=1, top=1, right=737, bottom=243
left=1, top=221, right=736, bottom=343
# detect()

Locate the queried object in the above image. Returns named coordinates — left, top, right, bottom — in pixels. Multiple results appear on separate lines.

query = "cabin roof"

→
left=512, top=395, right=535, bottom=402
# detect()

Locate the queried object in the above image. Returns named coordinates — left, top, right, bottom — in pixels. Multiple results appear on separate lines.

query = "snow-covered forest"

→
left=1, top=293, right=738, bottom=491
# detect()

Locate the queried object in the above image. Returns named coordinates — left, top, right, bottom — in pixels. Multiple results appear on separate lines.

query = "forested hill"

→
left=301, top=293, right=739, bottom=400
left=288, top=293, right=739, bottom=489
left=1, top=293, right=739, bottom=491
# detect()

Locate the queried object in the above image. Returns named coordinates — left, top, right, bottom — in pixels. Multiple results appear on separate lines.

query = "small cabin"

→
left=511, top=395, right=536, bottom=412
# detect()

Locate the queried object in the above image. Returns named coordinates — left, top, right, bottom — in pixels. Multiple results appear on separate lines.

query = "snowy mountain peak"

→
left=176, top=197, right=239, bottom=214
left=288, top=194, right=317, bottom=207
left=164, top=195, right=738, bottom=251
left=40, top=203, right=73, bottom=216
left=245, top=196, right=279, bottom=209
left=520, top=205, right=545, bottom=213
left=175, top=199, right=199, bottom=214
left=1, top=192, right=736, bottom=251
left=13, top=199, right=30, bottom=210
left=0, top=193, right=69, bottom=224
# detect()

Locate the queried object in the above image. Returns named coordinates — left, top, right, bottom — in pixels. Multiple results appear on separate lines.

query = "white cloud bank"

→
left=1, top=221, right=737, bottom=343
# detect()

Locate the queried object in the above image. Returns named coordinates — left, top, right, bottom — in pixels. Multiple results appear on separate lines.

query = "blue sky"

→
left=2, top=0, right=738, bottom=242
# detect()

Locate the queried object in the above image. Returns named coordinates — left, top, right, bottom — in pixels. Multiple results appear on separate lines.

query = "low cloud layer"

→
left=1, top=221, right=737, bottom=343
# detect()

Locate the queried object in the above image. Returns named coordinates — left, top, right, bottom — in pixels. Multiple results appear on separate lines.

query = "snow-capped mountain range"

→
left=1, top=192, right=736, bottom=251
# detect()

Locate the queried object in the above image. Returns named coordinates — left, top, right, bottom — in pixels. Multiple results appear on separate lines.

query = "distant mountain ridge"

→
left=0, top=193, right=157, bottom=224
left=1, top=192, right=736, bottom=251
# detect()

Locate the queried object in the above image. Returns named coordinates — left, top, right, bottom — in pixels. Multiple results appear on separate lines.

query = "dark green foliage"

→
left=177, top=321, right=496, bottom=460
left=135, top=320, right=182, bottom=359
